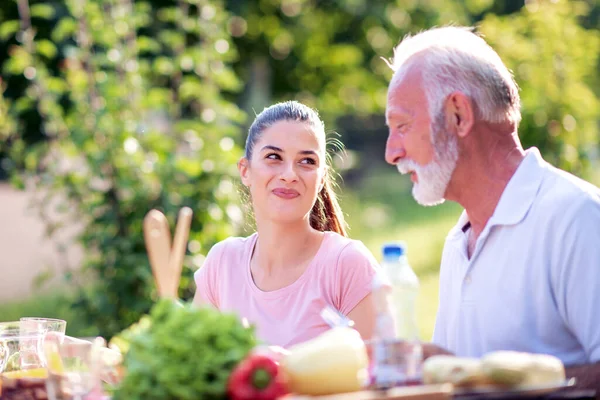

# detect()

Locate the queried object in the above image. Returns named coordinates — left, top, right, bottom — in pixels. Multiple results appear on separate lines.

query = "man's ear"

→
left=238, top=157, right=250, bottom=187
left=444, top=91, right=474, bottom=138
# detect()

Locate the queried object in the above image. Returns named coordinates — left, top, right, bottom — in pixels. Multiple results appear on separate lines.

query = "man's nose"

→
left=385, top=134, right=406, bottom=165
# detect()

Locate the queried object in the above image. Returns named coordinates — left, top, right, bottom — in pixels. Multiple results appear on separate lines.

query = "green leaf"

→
left=52, top=18, right=76, bottom=42
left=137, top=36, right=161, bottom=54
left=464, top=0, right=493, bottom=15
left=3, top=47, right=31, bottom=75
left=174, top=157, right=203, bottom=177
left=30, top=4, right=56, bottom=20
left=33, top=268, right=56, bottom=290
left=36, top=39, right=58, bottom=59
left=9, top=174, right=25, bottom=190
left=178, top=80, right=204, bottom=102
left=153, top=57, right=174, bottom=75
left=0, top=20, right=19, bottom=41
left=113, top=300, right=257, bottom=400
left=212, top=68, right=242, bottom=91
left=45, top=77, right=68, bottom=94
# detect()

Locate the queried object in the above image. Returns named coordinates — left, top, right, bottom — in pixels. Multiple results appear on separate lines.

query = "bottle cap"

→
left=382, top=242, right=406, bottom=258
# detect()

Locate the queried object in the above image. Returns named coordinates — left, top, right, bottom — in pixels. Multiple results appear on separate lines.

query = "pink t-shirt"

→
left=194, top=231, right=380, bottom=348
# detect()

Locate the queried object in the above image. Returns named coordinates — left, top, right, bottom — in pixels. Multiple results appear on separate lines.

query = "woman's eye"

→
left=300, top=158, right=316, bottom=165
left=266, top=153, right=281, bottom=160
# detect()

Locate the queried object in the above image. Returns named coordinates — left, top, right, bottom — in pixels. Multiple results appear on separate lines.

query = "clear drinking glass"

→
left=20, top=317, right=67, bottom=368
left=44, top=333, right=102, bottom=400
left=21, top=317, right=67, bottom=338
left=0, top=321, right=46, bottom=373
left=368, top=338, right=423, bottom=389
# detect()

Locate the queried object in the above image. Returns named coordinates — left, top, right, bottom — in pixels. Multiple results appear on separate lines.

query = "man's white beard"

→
left=396, top=124, right=459, bottom=206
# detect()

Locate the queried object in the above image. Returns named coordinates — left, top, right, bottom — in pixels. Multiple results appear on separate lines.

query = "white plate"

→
left=454, top=378, right=576, bottom=398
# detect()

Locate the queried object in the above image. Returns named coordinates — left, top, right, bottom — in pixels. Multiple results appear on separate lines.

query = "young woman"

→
left=194, top=101, right=388, bottom=348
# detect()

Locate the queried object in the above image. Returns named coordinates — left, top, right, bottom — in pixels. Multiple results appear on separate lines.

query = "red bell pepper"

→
left=227, top=353, right=288, bottom=400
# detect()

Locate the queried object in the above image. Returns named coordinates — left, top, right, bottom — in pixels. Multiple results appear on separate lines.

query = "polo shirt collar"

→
left=448, top=147, right=546, bottom=238
left=488, top=147, right=545, bottom=227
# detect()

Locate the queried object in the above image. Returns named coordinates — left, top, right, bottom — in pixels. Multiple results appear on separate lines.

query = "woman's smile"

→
left=272, top=187, right=300, bottom=199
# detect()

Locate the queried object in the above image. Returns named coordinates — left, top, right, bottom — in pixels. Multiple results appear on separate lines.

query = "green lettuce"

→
left=113, top=299, right=257, bottom=400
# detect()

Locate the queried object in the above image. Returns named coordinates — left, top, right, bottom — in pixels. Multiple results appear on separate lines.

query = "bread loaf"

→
left=423, top=355, right=491, bottom=387
left=481, top=351, right=565, bottom=388
left=423, top=351, right=566, bottom=389
left=481, top=351, right=566, bottom=387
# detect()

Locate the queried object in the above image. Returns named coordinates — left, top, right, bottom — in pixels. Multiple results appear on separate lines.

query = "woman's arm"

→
left=192, top=289, right=212, bottom=307
left=347, top=293, right=376, bottom=341
left=334, top=241, right=388, bottom=341
left=192, top=241, right=226, bottom=309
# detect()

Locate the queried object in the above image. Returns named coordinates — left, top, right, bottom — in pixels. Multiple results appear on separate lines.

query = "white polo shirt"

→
left=432, top=147, right=600, bottom=365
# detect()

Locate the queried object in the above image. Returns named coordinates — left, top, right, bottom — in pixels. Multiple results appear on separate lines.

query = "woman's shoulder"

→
left=320, top=231, right=378, bottom=264
left=318, top=232, right=381, bottom=312
left=211, top=233, right=256, bottom=250
left=209, top=233, right=257, bottom=255
left=195, top=234, right=252, bottom=282
left=201, top=233, right=257, bottom=272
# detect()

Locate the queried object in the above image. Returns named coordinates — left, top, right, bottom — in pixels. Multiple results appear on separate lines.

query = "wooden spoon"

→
left=143, top=209, right=173, bottom=298
left=167, top=207, right=193, bottom=297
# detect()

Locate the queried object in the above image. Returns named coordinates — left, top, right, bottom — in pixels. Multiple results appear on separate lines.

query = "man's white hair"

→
left=389, top=26, right=521, bottom=125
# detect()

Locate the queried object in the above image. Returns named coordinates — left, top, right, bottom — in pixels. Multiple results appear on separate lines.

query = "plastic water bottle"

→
left=371, top=269, right=396, bottom=340
left=381, top=242, right=420, bottom=342
left=370, top=266, right=400, bottom=389
left=371, top=242, right=422, bottom=387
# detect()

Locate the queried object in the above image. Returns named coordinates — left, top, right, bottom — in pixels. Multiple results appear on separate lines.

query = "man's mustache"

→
left=396, top=159, right=419, bottom=175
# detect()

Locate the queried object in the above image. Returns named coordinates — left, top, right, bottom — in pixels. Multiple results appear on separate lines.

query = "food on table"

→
left=43, top=339, right=65, bottom=375
left=108, top=315, right=152, bottom=355
left=2, top=368, right=48, bottom=380
left=96, top=345, right=124, bottom=386
left=423, top=351, right=566, bottom=390
left=4, top=353, right=22, bottom=373
left=282, top=326, right=369, bottom=396
left=112, top=299, right=258, bottom=400
left=0, top=375, right=46, bottom=400
left=0, top=369, right=47, bottom=397
left=481, top=351, right=565, bottom=387
left=227, top=352, right=288, bottom=400
left=422, top=355, right=491, bottom=388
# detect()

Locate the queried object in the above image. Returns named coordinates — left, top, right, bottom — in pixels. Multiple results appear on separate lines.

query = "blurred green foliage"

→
left=226, top=0, right=599, bottom=179
left=0, top=291, right=96, bottom=337
left=480, top=0, right=600, bottom=177
left=228, top=0, right=468, bottom=120
left=0, top=0, right=245, bottom=338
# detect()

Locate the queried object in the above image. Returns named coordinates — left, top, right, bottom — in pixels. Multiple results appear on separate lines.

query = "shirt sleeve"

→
left=193, top=241, right=226, bottom=308
left=553, top=192, right=600, bottom=363
left=432, top=241, right=453, bottom=347
left=334, top=240, right=381, bottom=316
left=431, top=294, right=448, bottom=348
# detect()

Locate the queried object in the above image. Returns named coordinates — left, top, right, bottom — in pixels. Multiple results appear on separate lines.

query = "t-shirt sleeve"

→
left=333, top=240, right=381, bottom=316
left=194, top=241, right=226, bottom=308
left=553, top=193, right=600, bottom=363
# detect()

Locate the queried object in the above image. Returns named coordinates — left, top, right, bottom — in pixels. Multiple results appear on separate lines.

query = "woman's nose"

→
left=280, top=162, right=298, bottom=181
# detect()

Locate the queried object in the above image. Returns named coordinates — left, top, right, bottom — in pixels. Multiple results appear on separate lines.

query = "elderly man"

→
left=384, top=26, right=600, bottom=389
